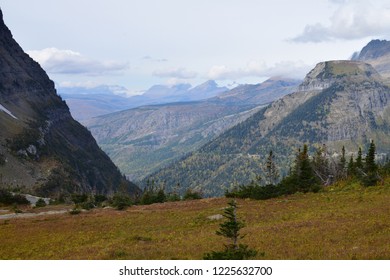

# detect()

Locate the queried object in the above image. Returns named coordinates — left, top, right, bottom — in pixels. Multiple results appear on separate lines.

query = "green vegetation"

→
left=0, top=189, right=29, bottom=205
left=111, top=193, right=132, bottom=210
left=204, top=200, right=258, bottom=260
left=227, top=142, right=385, bottom=201
left=34, top=198, right=46, bottom=208
left=1, top=177, right=390, bottom=259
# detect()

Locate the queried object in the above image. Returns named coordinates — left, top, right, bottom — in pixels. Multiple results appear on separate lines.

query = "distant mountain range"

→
left=143, top=40, right=390, bottom=196
left=59, top=80, right=228, bottom=120
left=0, top=9, right=138, bottom=197
left=84, top=78, right=300, bottom=181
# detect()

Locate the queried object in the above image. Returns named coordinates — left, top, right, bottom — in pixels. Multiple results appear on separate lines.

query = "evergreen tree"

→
left=347, top=155, right=356, bottom=177
left=338, top=146, right=347, bottom=178
left=203, top=200, right=257, bottom=260
left=264, top=150, right=279, bottom=186
left=365, top=140, right=377, bottom=173
left=296, top=144, right=320, bottom=192
left=362, top=140, right=379, bottom=186
left=356, top=147, right=363, bottom=171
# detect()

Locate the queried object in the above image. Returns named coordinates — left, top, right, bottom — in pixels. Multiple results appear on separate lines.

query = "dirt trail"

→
left=0, top=210, right=68, bottom=219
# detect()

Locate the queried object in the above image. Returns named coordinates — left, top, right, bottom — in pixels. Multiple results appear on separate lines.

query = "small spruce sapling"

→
left=203, top=199, right=258, bottom=260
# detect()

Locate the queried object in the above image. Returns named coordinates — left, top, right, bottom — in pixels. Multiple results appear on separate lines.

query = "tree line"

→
left=226, top=141, right=387, bottom=200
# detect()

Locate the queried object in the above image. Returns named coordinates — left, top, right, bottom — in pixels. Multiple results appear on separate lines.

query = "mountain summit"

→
left=352, top=39, right=390, bottom=79
left=0, top=9, right=138, bottom=197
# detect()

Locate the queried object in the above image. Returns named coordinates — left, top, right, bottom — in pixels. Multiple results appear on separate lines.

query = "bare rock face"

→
left=352, top=39, right=390, bottom=79
left=0, top=9, right=138, bottom=197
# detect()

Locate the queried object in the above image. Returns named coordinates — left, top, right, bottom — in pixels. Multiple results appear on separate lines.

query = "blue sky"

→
left=2, top=0, right=390, bottom=94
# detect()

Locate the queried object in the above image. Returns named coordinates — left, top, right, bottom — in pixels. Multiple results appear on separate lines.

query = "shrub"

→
left=111, top=193, right=132, bottom=210
left=166, top=192, right=181, bottom=202
left=183, top=188, right=202, bottom=200
left=94, top=194, right=108, bottom=206
left=0, top=190, right=30, bottom=205
left=69, top=208, right=81, bottom=215
left=140, top=188, right=167, bottom=205
left=35, top=198, right=47, bottom=207
left=71, top=194, right=88, bottom=204
left=81, top=201, right=95, bottom=210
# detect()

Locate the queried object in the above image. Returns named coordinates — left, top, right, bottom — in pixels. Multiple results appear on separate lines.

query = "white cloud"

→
left=208, top=60, right=310, bottom=80
left=142, top=56, right=168, bottom=62
left=292, top=1, right=390, bottom=43
left=27, top=48, right=128, bottom=75
left=153, top=67, right=197, bottom=79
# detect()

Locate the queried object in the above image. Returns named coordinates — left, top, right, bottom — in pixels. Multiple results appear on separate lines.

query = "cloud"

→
left=208, top=60, right=310, bottom=80
left=292, top=1, right=390, bottom=43
left=153, top=67, right=197, bottom=79
left=142, top=56, right=168, bottom=62
left=27, top=48, right=128, bottom=75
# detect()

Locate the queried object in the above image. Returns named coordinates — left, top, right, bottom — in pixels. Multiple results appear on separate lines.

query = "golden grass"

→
left=0, top=179, right=389, bottom=260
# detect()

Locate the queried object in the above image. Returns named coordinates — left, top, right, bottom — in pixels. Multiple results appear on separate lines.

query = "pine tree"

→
left=265, top=150, right=279, bottom=186
left=216, top=200, right=244, bottom=250
left=296, top=144, right=320, bottom=192
left=365, top=140, right=377, bottom=173
left=362, top=140, right=379, bottom=186
left=356, top=147, right=363, bottom=171
left=347, top=155, right=356, bottom=177
left=203, top=200, right=257, bottom=260
left=338, top=146, right=347, bottom=178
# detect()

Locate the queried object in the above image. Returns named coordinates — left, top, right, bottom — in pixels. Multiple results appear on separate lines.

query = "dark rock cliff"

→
left=0, top=8, right=139, bottom=197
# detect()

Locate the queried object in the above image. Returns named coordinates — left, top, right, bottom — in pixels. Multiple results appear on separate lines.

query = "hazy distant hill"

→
left=60, top=80, right=228, bottom=120
left=145, top=60, right=390, bottom=196
left=213, top=78, right=300, bottom=105
left=0, top=9, right=138, bottom=197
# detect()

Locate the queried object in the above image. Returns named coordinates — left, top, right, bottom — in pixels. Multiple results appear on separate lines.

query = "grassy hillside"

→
left=0, top=177, right=389, bottom=260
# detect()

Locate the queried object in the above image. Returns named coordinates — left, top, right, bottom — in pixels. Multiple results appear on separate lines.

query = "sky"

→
left=2, top=0, right=390, bottom=95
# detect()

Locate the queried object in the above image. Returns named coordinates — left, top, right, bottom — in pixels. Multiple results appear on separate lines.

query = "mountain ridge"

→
left=143, top=59, right=390, bottom=196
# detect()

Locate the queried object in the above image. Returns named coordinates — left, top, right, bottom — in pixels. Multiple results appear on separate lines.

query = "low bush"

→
left=0, top=189, right=30, bottom=205
left=35, top=198, right=47, bottom=207
left=183, top=189, right=202, bottom=200
left=111, top=193, right=132, bottom=210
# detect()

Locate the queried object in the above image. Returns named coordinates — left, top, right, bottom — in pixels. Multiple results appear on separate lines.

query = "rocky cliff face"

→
left=0, top=9, right=138, bottom=197
left=144, top=60, right=390, bottom=196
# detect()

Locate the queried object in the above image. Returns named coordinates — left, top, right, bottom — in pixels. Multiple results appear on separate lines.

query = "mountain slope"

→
left=84, top=102, right=262, bottom=181
left=0, top=9, right=138, bottom=197
left=144, top=60, right=390, bottom=196
left=84, top=78, right=298, bottom=181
